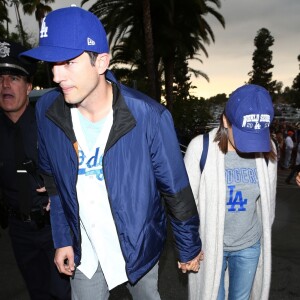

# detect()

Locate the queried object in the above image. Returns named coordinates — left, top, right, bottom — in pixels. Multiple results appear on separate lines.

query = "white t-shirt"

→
left=285, top=135, right=294, bottom=150
left=71, top=108, right=127, bottom=290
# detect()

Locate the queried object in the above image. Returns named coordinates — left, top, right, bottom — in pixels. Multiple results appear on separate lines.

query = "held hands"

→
left=54, top=246, right=76, bottom=277
left=178, top=250, right=204, bottom=273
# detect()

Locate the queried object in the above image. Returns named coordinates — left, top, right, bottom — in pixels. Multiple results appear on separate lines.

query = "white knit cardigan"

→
left=184, top=128, right=277, bottom=300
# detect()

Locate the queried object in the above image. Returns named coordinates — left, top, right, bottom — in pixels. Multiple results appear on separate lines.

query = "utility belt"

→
left=8, top=207, right=50, bottom=227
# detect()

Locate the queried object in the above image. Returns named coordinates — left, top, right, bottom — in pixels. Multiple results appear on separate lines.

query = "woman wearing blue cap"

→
left=185, top=84, right=277, bottom=300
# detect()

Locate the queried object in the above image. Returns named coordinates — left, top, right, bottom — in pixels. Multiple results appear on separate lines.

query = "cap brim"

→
left=232, top=125, right=271, bottom=153
left=20, top=46, right=84, bottom=62
left=0, top=67, right=28, bottom=77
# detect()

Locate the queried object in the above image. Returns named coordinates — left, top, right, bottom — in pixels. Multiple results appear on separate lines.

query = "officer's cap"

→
left=0, top=40, right=37, bottom=77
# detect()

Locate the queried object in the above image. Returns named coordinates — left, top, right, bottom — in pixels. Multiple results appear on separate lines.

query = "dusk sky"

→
left=7, top=0, right=300, bottom=99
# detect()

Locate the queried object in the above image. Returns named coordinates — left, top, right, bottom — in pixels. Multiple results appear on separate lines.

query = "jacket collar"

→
left=45, top=70, right=136, bottom=149
left=46, top=93, right=76, bottom=143
left=106, top=78, right=136, bottom=151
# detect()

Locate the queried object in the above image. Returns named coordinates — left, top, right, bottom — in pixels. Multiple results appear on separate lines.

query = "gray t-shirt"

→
left=223, top=151, right=262, bottom=251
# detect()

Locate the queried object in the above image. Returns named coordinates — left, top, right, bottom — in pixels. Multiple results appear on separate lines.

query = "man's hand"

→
left=296, top=172, right=300, bottom=186
left=178, top=251, right=204, bottom=273
left=54, top=246, right=75, bottom=276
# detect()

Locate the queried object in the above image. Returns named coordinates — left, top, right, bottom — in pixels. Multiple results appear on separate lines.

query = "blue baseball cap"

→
left=225, top=84, right=274, bottom=153
left=20, top=6, right=109, bottom=62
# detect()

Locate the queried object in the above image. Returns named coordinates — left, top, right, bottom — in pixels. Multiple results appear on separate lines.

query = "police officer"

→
left=0, top=40, right=71, bottom=299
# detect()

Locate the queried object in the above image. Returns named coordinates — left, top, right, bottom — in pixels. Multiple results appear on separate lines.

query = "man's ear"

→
left=97, top=53, right=110, bottom=75
left=26, top=82, right=33, bottom=96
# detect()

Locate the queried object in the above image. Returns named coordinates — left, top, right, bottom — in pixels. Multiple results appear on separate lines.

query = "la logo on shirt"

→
left=78, top=147, right=104, bottom=181
left=225, top=167, right=258, bottom=212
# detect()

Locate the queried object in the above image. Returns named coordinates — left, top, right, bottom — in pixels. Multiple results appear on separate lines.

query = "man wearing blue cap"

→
left=21, top=6, right=202, bottom=300
left=0, top=40, right=71, bottom=299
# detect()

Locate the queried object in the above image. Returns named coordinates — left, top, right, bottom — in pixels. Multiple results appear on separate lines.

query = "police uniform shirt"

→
left=0, top=105, right=48, bottom=211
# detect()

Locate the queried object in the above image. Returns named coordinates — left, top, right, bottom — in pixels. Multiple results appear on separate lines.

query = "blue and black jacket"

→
left=36, top=70, right=201, bottom=283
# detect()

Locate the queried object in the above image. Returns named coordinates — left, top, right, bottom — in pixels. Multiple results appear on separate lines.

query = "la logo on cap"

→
left=40, top=18, right=48, bottom=38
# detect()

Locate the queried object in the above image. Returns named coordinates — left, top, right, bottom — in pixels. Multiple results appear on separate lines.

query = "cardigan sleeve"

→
left=268, top=141, right=278, bottom=225
left=184, top=135, right=203, bottom=209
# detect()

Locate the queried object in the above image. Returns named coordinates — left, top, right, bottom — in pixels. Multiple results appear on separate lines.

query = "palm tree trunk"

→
left=163, top=55, right=175, bottom=112
left=142, top=0, right=158, bottom=100
left=13, top=0, right=26, bottom=45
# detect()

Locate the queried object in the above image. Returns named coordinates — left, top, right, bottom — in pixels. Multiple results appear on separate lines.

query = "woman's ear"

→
left=96, top=53, right=110, bottom=75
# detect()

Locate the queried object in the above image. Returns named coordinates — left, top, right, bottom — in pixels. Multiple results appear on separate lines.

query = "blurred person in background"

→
left=282, top=130, right=294, bottom=169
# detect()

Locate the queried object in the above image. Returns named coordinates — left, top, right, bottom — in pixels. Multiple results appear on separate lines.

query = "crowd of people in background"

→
left=270, top=119, right=300, bottom=182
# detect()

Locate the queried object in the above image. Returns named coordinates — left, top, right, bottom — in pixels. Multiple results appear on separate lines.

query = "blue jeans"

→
left=71, top=262, right=161, bottom=300
left=217, top=240, right=261, bottom=300
left=283, top=148, right=293, bottom=168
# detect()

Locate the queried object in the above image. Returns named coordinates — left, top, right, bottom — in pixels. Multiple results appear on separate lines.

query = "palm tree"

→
left=18, top=0, right=54, bottom=86
left=142, top=0, right=157, bottom=99
left=81, top=0, right=225, bottom=110
left=19, top=0, right=54, bottom=29
left=0, top=0, right=11, bottom=39
left=8, top=0, right=26, bottom=45
left=81, top=0, right=158, bottom=92
left=152, top=0, right=225, bottom=110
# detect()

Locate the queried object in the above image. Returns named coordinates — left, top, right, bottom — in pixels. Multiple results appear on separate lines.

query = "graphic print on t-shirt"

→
left=78, top=147, right=104, bottom=181
left=225, top=167, right=258, bottom=212
left=223, top=151, right=261, bottom=250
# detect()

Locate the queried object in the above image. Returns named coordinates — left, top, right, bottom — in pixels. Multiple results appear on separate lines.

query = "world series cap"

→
left=225, top=84, right=274, bottom=153
left=0, top=40, right=36, bottom=76
left=20, top=6, right=109, bottom=62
